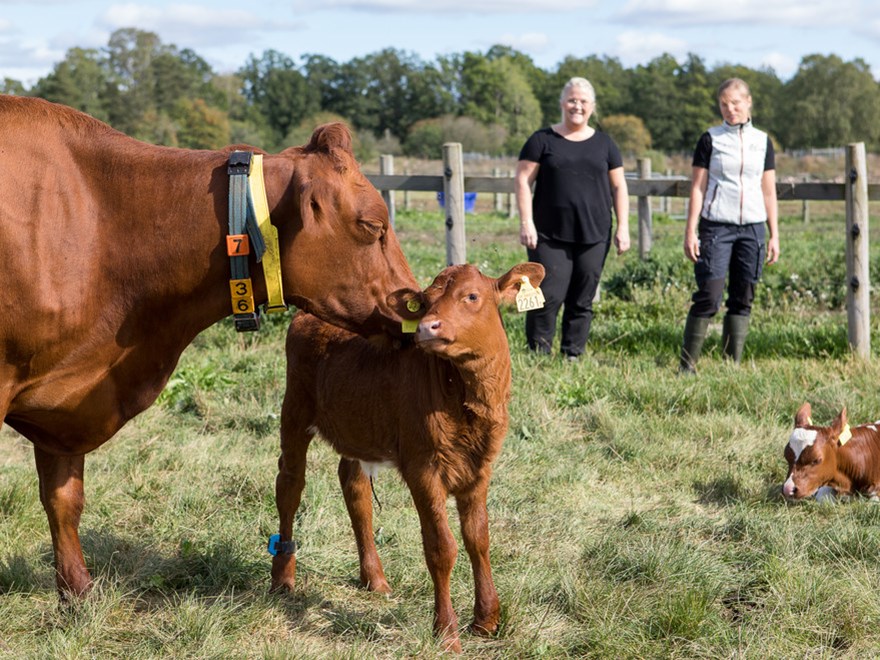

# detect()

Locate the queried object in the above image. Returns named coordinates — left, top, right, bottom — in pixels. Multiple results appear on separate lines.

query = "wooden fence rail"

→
left=367, top=142, right=875, bottom=357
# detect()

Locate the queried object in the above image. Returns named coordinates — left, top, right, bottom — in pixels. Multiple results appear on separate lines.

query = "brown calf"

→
left=270, top=262, right=545, bottom=652
left=0, top=95, right=417, bottom=597
left=783, top=402, right=880, bottom=499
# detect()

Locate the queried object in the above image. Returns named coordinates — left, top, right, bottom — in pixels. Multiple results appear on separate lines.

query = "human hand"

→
left=766, top=235, right=780, bottom=264
left=520, top=222, right=538, bottom=250
left=614, top=229, right=630, bottom=255
left=684, top=231, right=700, bottom=263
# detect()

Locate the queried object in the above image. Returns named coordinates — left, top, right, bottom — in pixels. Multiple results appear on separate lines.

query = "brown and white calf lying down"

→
left=783, top=402, right=880, bottom=500
left=269, top=262, right=544, bottom=652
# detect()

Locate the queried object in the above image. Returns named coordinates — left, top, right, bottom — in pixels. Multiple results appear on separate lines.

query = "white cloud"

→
left=496, top=31, right=550, bottom=54
left=292, top=0, right=594, bottom=12
left=616, top=0, right=858, bottom=27
left=612, top=30, right=687, bottom=65
left=760, top=51, right=797, bottom=78
left=98, top=3, right=303, bottom=47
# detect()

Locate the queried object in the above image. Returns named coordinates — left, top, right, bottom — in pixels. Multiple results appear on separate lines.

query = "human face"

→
left=561, top=89, right=593, bottom=127
left=718, top=86, right=752, bottom=125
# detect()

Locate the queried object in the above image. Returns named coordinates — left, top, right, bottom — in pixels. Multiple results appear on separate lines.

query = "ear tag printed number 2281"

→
left=516, top=276, right=545, bottom=313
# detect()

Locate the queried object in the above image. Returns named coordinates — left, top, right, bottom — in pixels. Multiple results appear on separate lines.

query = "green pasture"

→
left=3, top=205, right=880, bottom=657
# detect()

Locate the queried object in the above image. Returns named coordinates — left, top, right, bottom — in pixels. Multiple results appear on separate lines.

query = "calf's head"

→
left=782, top=402, right=847, bottom=499
left=392, top=262, right=545, bottom=361
left=276, top=123, right=417, bottom=336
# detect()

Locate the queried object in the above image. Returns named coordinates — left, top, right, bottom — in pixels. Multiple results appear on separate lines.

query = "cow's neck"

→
left=836, top=433, right=880, bottom=493
left=456, top=349, right=511, bottom=424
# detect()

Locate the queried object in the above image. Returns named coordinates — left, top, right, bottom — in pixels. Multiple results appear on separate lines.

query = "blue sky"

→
left=2, top=0, right=879, bottom=87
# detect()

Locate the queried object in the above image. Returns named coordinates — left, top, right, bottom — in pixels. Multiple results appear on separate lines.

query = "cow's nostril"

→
left=430, top=321, right=441, bottom=330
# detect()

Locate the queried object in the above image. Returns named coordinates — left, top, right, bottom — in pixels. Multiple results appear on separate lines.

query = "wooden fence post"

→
left=638, top=157, right=652, bottom=259
left=494, top=168, right=504, bottom=212
left=845, top=142, right=870, bottom=358
left=380, top=154, right=395, bottom=228
left=508, top=169, right=516, bottom=219
left=403, top=167, right=411, bottom=210
left=443, top=143, right=466, bottom=265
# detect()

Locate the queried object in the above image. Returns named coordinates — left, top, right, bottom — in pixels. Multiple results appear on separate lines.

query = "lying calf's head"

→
left=389, top=263, right=544, bottom=361
left=782, top=402, right=848, bottom=499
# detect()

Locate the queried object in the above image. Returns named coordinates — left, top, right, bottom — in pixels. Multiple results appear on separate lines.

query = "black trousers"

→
left=526, top=238, right=610, bottom=356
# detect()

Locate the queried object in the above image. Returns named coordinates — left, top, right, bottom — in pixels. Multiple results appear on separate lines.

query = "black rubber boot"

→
left=722, top=314, right=750, bottom=364
left=679, top=313, right=710, bottom=374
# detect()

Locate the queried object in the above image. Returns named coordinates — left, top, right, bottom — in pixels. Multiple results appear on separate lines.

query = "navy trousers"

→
left=690, top=219, right=766, bottom=318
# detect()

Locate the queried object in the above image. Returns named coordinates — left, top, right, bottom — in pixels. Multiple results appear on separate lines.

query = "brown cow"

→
left=270, top=262, right=545, bottom=653
left=783, top=402, right=880, bottom=500
left=0, top=95, right=417, bottom=597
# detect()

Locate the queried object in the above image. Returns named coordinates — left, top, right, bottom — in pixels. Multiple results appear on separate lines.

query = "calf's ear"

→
left=794, top=402, right=812, bottom=428
left=495, top=262, right=546, bottom=304
left=830, top=407, right=848, bottom=435
left=387, top=289, right=427, bottom=321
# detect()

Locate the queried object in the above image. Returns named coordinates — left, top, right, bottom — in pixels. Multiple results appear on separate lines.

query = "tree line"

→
left=3, top=27, right=879, bottom=160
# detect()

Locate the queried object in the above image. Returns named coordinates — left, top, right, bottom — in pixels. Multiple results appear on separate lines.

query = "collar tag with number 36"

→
left=516, top=276, right=545, bottom=313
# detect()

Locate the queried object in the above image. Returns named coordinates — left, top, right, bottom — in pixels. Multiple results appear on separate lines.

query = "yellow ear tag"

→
left=807, top=416, right=813, bottom=426
left=402, top=298, right=421, bottom=333
left=516, top=276, right=545, bottom=313
left=838, top=424, right=852, bottom=445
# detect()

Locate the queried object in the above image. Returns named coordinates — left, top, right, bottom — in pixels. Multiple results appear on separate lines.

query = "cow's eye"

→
left=466, top=293, right=478, bottom=302
left=357, top=219, right=384, bottom=240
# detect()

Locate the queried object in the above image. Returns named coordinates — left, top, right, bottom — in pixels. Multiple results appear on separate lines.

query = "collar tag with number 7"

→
left=516, top=276, right=545, bottom=313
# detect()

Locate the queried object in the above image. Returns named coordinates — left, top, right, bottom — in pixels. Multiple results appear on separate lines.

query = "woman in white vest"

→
left=679, top=78, right=779, bottom=373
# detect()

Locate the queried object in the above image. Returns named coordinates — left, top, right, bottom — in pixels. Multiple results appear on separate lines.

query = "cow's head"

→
left=782, top=402, right=847, bottom=499
left=390, top=263, right=545, bottom=362
left=274, top=123, right=417, bottom=336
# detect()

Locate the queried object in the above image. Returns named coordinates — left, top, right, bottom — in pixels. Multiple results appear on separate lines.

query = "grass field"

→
left=3, top=204, right=880, bottom=658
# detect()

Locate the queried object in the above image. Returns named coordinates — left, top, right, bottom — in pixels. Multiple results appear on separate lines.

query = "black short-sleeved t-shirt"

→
left=519, top=127, right=623, bottom=244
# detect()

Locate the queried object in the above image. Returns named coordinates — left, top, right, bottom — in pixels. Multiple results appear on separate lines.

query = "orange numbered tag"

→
left=230, top=278, right=255, bottom=314
left=516, top=276, right=545, bottom=313
left=226, top=234, right=250, bottom=256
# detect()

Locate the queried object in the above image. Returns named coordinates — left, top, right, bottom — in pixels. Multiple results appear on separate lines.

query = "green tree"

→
left=778, top=54, right=880, bottom=149
left=629, top=54, right=685, bottom=152
left=404, top=115, right=506, bottom=157
left=601, top=114, right=652, bottom=156
left=104, top=28, right=162, bottom=134
left=238, top=49, right=318, bottom=146
left=32, top=47, right=110, bottom=121
left=460, top=53, right=541, bottom=153
left=675, top=54, right=716, bottom=151
left=172, top=97, right=231, bottom=149
left=1, top=78, right=26, bottom=95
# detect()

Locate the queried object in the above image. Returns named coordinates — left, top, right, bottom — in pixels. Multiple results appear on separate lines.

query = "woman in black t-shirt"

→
left=515, top=77, right=630, bottom=359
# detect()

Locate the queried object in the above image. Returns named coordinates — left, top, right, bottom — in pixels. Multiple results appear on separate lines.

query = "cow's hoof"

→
left=469, top=619, right=499, bottom=636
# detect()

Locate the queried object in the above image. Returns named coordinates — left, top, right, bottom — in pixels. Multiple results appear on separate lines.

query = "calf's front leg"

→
left=456, top=479, right=500, bottom=635
left=34, top=446, right=91, bottom=598
left=338, top=458, right=391, bottom=593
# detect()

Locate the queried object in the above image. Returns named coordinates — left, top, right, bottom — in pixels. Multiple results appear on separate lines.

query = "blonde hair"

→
left=717, top=78, right=750, bottom=99
left=560, top=77, right=596, bottom=104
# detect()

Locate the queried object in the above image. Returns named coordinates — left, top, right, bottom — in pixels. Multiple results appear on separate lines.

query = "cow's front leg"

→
left=34, top=446, right=91, bottom=598
left=455, top=479, right=500, bottom=636
left=338, top=458, right=391, bottom=593
left=405, top=470, right=461, bottom=653
left=270, top=415, right=313, bottom=592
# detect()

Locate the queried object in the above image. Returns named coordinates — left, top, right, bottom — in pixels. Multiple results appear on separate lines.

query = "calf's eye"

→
left=467, top=293, right=479, bottom=302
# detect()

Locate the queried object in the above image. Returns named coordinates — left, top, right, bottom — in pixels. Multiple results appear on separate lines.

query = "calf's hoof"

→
left=361, top=575, right=392, bottom=594
left=270, top=554, right=297, bottom=593
left=469, top=618, right=499, bottom=636
left=57, top=567, right=93, bottom=601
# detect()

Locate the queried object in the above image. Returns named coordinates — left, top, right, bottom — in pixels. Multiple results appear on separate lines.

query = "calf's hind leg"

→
left=338, top=458, right=391, bottom=593
left=34, top=446, right=92, bottom=597
left=456, top=479, right=500, bottom=635
left=270, top=412, right=314, bottom=592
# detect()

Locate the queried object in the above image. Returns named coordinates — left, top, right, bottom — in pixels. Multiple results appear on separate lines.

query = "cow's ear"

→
left=495, top=262, right=546, bottom=304
left=306, top=122, right=353, bottom=154
left=794, top=402, right=812, bottom=428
